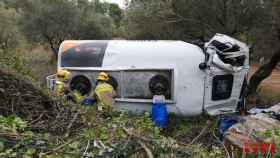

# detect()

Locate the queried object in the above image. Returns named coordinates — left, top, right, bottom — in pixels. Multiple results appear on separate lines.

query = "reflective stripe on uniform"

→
left=55, top=81, right=65, bottom=95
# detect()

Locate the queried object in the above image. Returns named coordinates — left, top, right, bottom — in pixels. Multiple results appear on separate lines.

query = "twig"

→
left=122, top=127, right=149, bottom=141
left=82, top=140, right=90, bottom=158
left=187, top=121, right=211, bottom=147
left=41, top=137, right=79, bottom=156
left=65, top=111, right=79, bottom=137
left=28, top=114, right=43, bottom=125
left=212, top=130, right=231, bottom=158
left=138, top=140, right=154, bottom=158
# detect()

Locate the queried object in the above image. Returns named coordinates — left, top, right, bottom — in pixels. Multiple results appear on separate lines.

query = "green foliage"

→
left=0, top=49, right=35, bottom=81
left=0, top=116, right=34, bottom=158
left=260, top=128, right=280, bottom=157
left=124, top=0, right=269, bottom=41
left=94, top=0, right=123, bottom=27
left=19, top=0, right=114, bottom=56
left=0, top=105, right=226, bottom=158
left=0, top=5, right=20, bottom=50
left=0, top=115, right=27, bottom=131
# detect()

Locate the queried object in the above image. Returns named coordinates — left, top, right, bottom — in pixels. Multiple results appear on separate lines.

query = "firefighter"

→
left=55, top=69, right=84, bottom=103
left=93, top=72, right=116, bottom=113
left=55, top=69, right=71, bottom=96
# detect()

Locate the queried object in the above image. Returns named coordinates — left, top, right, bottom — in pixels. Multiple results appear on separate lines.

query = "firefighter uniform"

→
left=71, top=90, right=85, bottom=104
left=94, top=72, right=116, bottom=113
left=55, top=70, right=71, bottom=96
left=55, top=69, right=86, bottom=103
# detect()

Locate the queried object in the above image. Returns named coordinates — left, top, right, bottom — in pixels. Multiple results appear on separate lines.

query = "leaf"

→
left=25, top=148, right=35, bottom=156
left=0, top=141, right=4, bottom=152
left=68, top=141, right=80, bottom=149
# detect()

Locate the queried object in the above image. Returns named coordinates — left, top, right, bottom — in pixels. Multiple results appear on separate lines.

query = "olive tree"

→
left=20, top=0, right=113, bottom=57
left=248, top=1, right=280, bottom=95
left=0, top=4, right=19, bottom=51
left=124, top=0, right=267, bottom=42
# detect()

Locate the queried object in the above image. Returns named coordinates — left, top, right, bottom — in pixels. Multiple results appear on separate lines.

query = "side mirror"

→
left=199, top=62, right=208, bottom=70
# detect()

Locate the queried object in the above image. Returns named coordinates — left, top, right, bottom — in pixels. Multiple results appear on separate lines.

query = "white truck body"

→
left=47, top=34, right=249, bottom=116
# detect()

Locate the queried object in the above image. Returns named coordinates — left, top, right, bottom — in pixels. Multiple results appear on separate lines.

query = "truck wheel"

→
left=149, top=75, right=170, bottom=99
left=70, top=75, right=92, bottom=95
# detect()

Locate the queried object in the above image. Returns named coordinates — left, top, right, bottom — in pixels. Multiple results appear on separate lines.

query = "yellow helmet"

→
left=57, top=69, right=71, bottom=81
left=97, top=72, right=109, bottom=81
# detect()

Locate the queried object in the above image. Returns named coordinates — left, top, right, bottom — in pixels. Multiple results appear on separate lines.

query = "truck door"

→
left=203, top=66, right=247, bottom=115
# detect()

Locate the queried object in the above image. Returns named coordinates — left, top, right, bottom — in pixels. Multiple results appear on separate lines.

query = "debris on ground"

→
left=0, top=70, right=83, bottom=135
left=0, top=70, right=225, bottom=158
left=0, top=69, right=53, bottom=119
left=223, top=103, right=280, bottom=157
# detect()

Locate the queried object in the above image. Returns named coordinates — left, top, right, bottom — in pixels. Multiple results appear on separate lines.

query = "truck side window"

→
left=212, top=74, right=234, bottom=100
left=122, top=70, right=172, bottom=100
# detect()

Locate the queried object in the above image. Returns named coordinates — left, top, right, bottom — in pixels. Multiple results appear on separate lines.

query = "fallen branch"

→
left=65, top=111, right=79, bottom=137
left=138, top=140, right=154, bottom=158
left=28, top=114, right=44, bottom=125
left=82, top=140, right=90, bottom=158
left=212, top=130, right=231, bottom=158
left=41, top=137, right=79, bottom=156
left=187, top=121, right=211, bottom=147
left=122, top=127, right=149, bottom=142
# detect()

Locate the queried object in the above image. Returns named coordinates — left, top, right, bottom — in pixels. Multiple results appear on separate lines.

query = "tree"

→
left=93, top=0, right=123, bottom=27
left=20, top=0, right=113, bottom=57
left=0, top=3, right=19, bottom=51
left=125, top=0, right=280, bottom=96
left=248, top=1, right=280, bottom=95
left=124, top=0, right=268, bottom=42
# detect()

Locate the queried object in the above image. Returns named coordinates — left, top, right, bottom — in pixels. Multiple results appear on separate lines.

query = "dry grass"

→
left=21, top=46, right=56, bottom=87
left=258, top=85, right=280, bottom=105
left=247, top=64, right=280, bottom=108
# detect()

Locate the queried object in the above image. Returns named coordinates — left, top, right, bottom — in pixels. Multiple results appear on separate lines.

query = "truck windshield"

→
left=60, top=42, right=108, bottom=67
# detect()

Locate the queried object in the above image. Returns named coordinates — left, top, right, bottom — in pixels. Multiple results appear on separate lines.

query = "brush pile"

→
left=0, top=70, right=83, bottom=135
left=0, top=70, right=224, bottom=158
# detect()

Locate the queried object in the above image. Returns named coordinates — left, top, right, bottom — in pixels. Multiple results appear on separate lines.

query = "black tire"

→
left=70, top=75, right=92, bottom=95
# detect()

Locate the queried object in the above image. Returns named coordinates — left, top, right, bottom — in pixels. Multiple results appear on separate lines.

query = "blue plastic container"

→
left=82, top=98, right=95, bottom=106
left=218, top=117, right=238, bottom=141
left=151, top=103, right=168, bottom=128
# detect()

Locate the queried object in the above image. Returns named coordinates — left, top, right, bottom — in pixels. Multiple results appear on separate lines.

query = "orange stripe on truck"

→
left=62, top=42, right=80, bottom=53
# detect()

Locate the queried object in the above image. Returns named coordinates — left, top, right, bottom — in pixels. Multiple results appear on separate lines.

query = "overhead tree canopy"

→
left=124, top=0, right=270, bottom=42
left=0, top=3, right=19, bottom=51
left=19, top=0, right=114, bottom=57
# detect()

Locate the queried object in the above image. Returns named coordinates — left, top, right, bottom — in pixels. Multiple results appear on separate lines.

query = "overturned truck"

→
left=47, top=34, right=249, bottom=116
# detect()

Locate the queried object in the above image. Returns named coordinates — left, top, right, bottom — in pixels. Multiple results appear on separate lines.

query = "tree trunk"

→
left=247, top=48, right=280, bottom=95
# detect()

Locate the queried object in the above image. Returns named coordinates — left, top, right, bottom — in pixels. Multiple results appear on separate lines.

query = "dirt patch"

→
left=249, top=64, right=280, bottom=93
left=162, top=115, right=221, bottom=150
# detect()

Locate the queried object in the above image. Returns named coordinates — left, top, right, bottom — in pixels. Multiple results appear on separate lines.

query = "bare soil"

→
left=249, top=64, right=280, bottom=93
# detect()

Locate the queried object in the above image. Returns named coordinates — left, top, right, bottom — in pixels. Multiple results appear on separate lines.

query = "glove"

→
left=72, top=91, right=84, bottom=104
